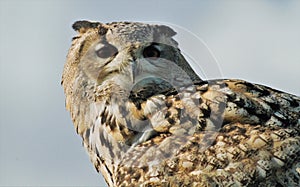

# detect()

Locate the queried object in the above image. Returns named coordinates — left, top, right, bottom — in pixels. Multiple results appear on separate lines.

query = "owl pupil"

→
left=143, top=45, right=160, bottom=59
left=95, top=44, right=118, bottom=58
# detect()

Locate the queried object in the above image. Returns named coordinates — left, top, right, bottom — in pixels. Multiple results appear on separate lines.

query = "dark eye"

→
left=143, top=44, right=161, bottom=59
left=95, top=43, right=118, bottom=58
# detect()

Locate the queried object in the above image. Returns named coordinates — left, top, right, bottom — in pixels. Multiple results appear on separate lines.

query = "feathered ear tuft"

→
left=157, top=25, right=177, bottom=37
left=72, top=20, right=101, bottom=34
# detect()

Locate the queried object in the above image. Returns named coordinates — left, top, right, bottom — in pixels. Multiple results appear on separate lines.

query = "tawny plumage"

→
left=61, top=20, right=300, bottom=187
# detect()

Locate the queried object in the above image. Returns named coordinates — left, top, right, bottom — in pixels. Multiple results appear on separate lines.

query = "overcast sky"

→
left=0, top=0, right=299, bottom=186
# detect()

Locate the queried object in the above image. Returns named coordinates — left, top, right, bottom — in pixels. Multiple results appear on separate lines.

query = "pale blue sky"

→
left=0, top=0, right=299, bottom=186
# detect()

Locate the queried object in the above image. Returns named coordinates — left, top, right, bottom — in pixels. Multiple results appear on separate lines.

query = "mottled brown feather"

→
left=62, top=21, right=300, bottom=187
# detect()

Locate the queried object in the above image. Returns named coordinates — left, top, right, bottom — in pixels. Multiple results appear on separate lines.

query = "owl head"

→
left=63, top=21, right=201, bottom=104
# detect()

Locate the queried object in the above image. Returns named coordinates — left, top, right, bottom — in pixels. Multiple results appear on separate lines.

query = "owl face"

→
left=74, top=21, right=201, bottom=101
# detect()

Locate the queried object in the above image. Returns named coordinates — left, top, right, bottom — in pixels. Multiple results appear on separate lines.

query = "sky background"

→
left=0, top=0, right=299, bottom=186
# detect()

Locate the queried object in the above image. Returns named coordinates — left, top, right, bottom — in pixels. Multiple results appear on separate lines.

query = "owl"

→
left=61, top=20, right=300, bottom=187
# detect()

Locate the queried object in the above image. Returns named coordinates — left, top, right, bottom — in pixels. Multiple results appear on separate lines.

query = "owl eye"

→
left=95, top=43, right=118, bottom=58
left=143, top=44, right=161, bottom=59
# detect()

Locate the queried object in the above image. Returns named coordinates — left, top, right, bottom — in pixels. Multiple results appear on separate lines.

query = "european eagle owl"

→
left=61, top=20, right=300, bottom=186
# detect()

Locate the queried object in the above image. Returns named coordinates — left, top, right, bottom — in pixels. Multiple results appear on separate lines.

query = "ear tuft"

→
left=157, top=25, right=177, bottom=37
left=72, top=20, right=101, bottom=34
